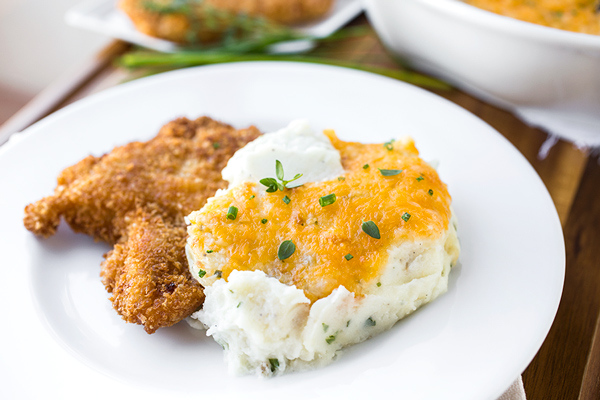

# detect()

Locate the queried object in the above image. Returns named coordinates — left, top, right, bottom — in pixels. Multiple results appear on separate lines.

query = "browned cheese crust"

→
left=119, top=0, right=335, bottom=43
left=23, top=117, right=261, bottom=333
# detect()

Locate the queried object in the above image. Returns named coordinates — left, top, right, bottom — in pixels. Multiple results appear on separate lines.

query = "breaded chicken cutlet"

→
left=24, top=117, right=261, bottom=333
left=120, top=0, right=335, bottom=44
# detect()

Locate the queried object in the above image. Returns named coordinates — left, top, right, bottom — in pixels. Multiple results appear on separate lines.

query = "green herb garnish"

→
left=261, top=218, right=268, bottom=224
left=214, top=270, right=222, bottom=278
left=338, top=177, right=345, bottom=181
left=384, top=139, right=395, bottom=151
left=346, top=320, right=351, bottom=327
left=226, top=206, right=238, bottom=220
left=322, top=323, right=329, bottom=332
left=379, top=168, right=403, bottom=177
left=206, top=249, right=214, bottom=253
left=365, top=317, right=376, bottom=327
left=278, top=240, right=296, bottom=260
left=283, top=195, right=291, bottom=204
left=212, top=142, right=220, bottom=149
left=260, top=160, right=303, bottom=193
left=326, top=335, right=336, bottom=344
left=237, top=302, right=241, bottom=308
left=363, top=164, right=369, bottom=169
left=319, top=193, right=336, bottom=207
left=362, top=221, right=381, bottom=239
left=402, top=212, right=411, bottom=222
left=376, top=282, right=381, bottom=287
left=269, top=358, right=280, bottom=372
left=428, top=189, right=434, bottom=196
left=344, top=254, right=354, bottom=261
left=249, top=195, right=255, bottom=200
left=416, top=175, right=424, bottom=182
left=198, top=269, right=207, bottom=278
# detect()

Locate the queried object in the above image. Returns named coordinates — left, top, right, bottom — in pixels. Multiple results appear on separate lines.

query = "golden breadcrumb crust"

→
left=24, top=116, right=260, bottom=333
left=119, top=0, right=335, bottom=43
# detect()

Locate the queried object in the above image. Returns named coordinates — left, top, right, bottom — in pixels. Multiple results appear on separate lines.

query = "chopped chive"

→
left=402, top=212, right=411, bottom=222
left=376, top=282, right=381, bottom=287
left=344, top=254, right=354, bottom=261
left=416, top=175, right=424, bottom=182
left=322, top=323, right=329, bottom=332
left=319, top=193, right=336, bottom=207
left=362, top=221, right=381, bottom=239
left=226, top=206, right=238, bottom=220
left=237, top=302, right=241, bottom=308
left=365, top=317, right=376, bottom=327
left=249, top=195, right=255, bottom=200
left=278, top=240, right=296, bottom=260
left=379, top=168, right=403, bottom=176
left=269, top=358, right=280, bottom=372
left=363, top=164, right=369, bottom=169
left=326, top=335, right=336, bottom=344
left=428, top=189, right=434, bottom=196
left=261, top=218, right=268, bottom=224
left=212, top=142, right=220, bottom=149
left=214, top=270, right=222, bottom=278
left=198, top=269, right=207, bottom=278
left=338, top=176, right=345, bottom=181
left=384, top=139, right=395, bottom=151
left=346, top=320, right=351, bottom=327
left=283, top=195, right=291, bottom=204
left=206, top=250, right=214, bottom=253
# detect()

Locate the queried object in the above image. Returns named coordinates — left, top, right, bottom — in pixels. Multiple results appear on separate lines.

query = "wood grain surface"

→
left=1, top=13, right=598, bottom=400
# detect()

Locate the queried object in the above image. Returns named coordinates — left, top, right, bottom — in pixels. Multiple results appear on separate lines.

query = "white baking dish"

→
left=363, top=0, right=600, bottom=146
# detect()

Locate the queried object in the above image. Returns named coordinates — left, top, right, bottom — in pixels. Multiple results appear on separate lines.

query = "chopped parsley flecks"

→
left=206, top=250, right=214, bottom=254
left=214, top=270, right=222, bottom=278
left=402, top=212, right=411, bottom=222
left=428, top=189, right=434, bottom=196
left=416, top=175, right=424, bottom=182
left=378, top=168, right=403, bottom=177
left=212, top=142, right=220, bottom=149
left=346, top=320, right=351, bottom=327
left=326, top=334, right=336, bottom=345
left=278, top=240, right=296, bottom=260
left=344, top=254, right=354, bottom=261
left=226, top=206, right=238, bottom=220
left=365, top=317, right=376, bottom=327
left=269, top=358, right=280, bottom=372
left=362, top=221, right=381, bottom=239
left=249, top=195, right=255, bottom=200
left=237, top=302, right=241, bottom=308
left=260, top=160, right=303, bottom=193
left=363, top=164, right=369, bottom=169
left=261, top=218, right=268, bottom=224
left=376, top=282, right=381, bottom=287
left=283, top=195, right=291, bottom=205
left=319, top=193, right=336, bottom=207
left=338, top=177, right=345, bottom=182
left=322, top=323, right=329, bottom=332
left=198, top=269, right=207, bottom=278
left=384, top=139, right=395, bottom=151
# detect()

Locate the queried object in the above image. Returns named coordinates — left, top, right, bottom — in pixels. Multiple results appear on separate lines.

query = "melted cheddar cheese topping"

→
left=465, top=0, right=600, bottom=34
left=187, top=131, right=453, bottom=302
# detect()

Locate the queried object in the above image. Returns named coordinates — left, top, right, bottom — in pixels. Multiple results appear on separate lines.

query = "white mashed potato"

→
left=186, top=120, right=460, bottom=377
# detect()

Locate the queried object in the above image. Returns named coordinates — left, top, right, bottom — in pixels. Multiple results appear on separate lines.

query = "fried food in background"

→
left=24, top=117, right=261, bottom=333
left=119, top=0, right=335, bottom=43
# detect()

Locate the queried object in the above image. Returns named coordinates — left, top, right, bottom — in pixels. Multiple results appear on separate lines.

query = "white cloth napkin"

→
left=515, top=107, right=600, bottom=150
left=499, top=377, right=527, bottom=400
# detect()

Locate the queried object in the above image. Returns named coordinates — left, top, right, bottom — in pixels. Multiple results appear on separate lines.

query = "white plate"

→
left=65, top=0, right=363, bottom=52
left=0, top=63, right=564, bottom=400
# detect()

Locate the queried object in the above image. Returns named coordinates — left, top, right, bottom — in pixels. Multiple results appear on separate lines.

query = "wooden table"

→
left=1, top=15, right=598, bottom=400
